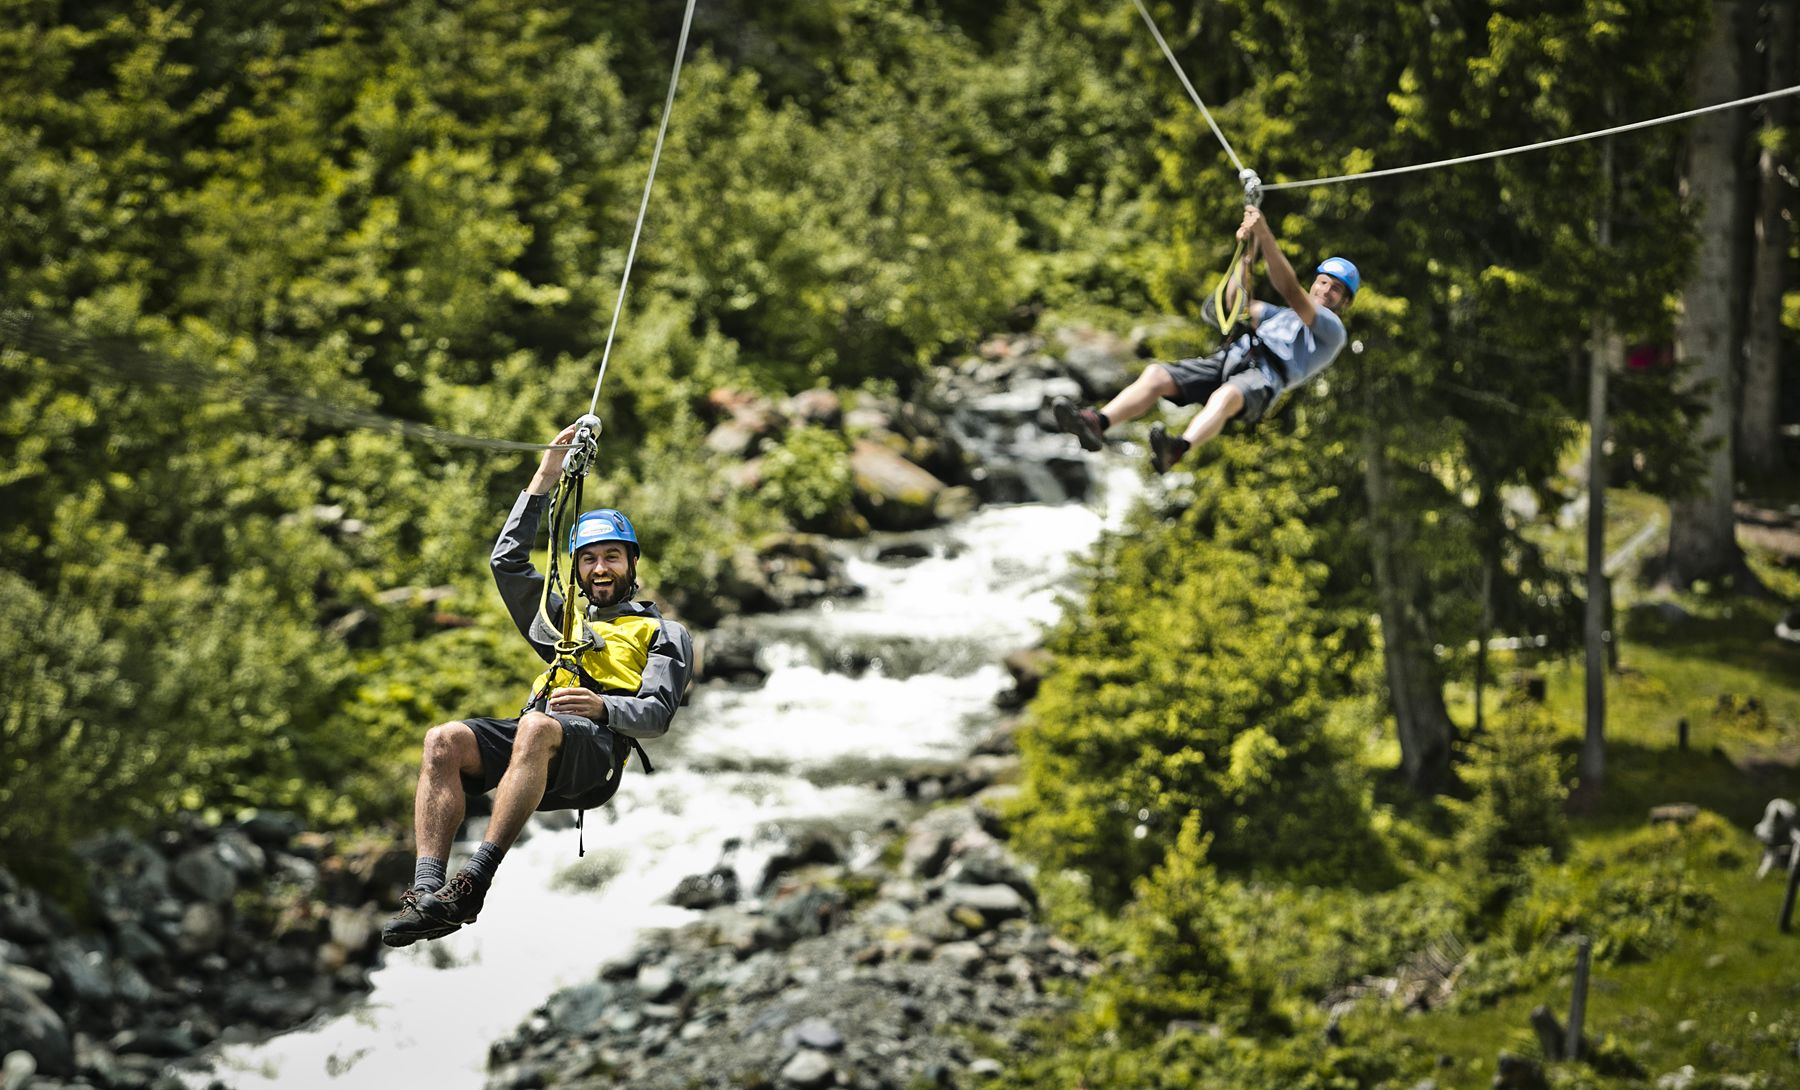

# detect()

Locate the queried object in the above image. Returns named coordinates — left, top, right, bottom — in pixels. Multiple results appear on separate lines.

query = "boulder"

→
left=851, top=441, right=947, bottom=531
left=0, top=975, right=72, bottom=1076
left=783, top=389, right=844, bottom=429
left=172, top=848, right=238, bottom=905
left=1054, top=325, right=1139, bottom=399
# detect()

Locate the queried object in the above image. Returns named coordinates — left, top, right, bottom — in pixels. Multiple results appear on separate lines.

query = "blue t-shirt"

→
left=1251, top=303, right=1347, bottom=391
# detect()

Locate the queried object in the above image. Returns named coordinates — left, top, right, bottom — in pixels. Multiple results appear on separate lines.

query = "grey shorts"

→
left=459, top=713, right=626, bottom=812
left=1160, top=349, right=1282, bottom=424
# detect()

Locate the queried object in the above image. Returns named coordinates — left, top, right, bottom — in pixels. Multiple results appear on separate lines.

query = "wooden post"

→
left=1566, top=935, right=1592, bottom=1060
left=1678, top=718, right=1689, bottom=751
left=1781, top=848, right=1800, bottom=933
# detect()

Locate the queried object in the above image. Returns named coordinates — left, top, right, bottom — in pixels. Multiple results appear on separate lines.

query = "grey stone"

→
left=0, top=964, right=51, bottom=998
left=111, top=921, right=167, bottom=965
left=112, top=963, right=156, bottom=1006
left=782, top=1017, right=844, bottom=1053
left=236, top=811, right=305, bottom=847
left=969, top=1058, right=1003, bottom=1076
left=213, top=830, right=267, bottom=876
left=1, top=1050, right=34, bottom=1090
left=545, top=981, right=612, bottom=1037
left=176, top=902, right=226, bottom=957
left=635, top=964, right=682, bottom=1003
left=46, top=940, right=114, bottom=1005
left=172, top=848, right=238, bottom=905
left=933, top=941, right=987, bottom=976
left=940, top=883, right=1030, bottom=927
left=780, top=1048, right=837, bottom=1089
left=0, top=975, right=72, bottom=1076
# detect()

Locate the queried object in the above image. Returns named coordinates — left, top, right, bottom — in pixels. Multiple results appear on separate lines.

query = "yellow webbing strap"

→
left=1210, top=234, right=1251, bottom=336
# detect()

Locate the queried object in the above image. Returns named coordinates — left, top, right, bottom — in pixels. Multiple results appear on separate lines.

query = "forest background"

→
left=3, top=0, right=1797, bottom=1086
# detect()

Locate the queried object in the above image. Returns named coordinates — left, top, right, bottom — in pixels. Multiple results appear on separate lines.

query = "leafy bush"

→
left=759, top=426, right=854, bottom=531
left=1448, top=700, right=1572, bottom=875
left=1011, top=439, right=1378, bottom=904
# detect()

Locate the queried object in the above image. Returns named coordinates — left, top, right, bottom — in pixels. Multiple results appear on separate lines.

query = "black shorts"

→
left=1160, top=348, right=1282, bottom=424
left=459, top=713, right=626, bottom=812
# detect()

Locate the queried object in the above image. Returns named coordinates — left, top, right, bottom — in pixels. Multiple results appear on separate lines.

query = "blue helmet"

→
left=1315, top=256, right=1361, bottom=297
left=570, top=508, right=640, bottom=557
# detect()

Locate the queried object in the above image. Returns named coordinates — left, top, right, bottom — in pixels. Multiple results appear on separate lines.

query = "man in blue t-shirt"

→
left=1053, top=205, right=1359, bottom=474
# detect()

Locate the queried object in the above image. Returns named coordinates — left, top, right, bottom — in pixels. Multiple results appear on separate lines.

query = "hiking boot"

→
left=381, top=886, right=462, bottom=948
left=412, top=871, right=487, bottom=930
left=1148, top=422, right=1189, bottom=475
left=1052, top=397, right=1106, bottom=452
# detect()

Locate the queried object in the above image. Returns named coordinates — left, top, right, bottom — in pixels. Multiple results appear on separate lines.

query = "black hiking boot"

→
left=1052, top=397, right=1106, bottom=452
left=381, top=886, right=462, bottom=948
left=1148, top=422, right=1190, bottom=475
left=411, top=871, right=487, bottom=931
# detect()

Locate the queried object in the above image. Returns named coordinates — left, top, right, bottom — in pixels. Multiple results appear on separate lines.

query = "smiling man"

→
left=1053, top=205, right=1359, bottom=474
left=382, top=423, right=694, bottom=947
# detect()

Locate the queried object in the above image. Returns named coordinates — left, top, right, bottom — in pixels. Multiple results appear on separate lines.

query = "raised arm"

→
left=1242, top=206, right=1320, bottom=328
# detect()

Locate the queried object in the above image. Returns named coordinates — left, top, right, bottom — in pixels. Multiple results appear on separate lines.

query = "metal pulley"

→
left=1239, top=168, right=1263, bottom=208
left=563, top=413, right=603, bottom=478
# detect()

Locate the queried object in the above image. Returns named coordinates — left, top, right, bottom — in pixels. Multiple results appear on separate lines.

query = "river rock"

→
left=851, top=441, right=947, bottom=531
left=784, top=389, right=844, bottom=429
left=238, top=810, right=306, bottom=847
left=176, top=902, right=227, bottom=957
left=903, top=806, right=990, bottom=880
left=1055, top=325, right=1139, bottom=399
left=636, top=964, right=683, bottom=1003
left=781, top=1017, right=844, bottom=1053
left=941, top=882, right=1030, bottom=930
left=672, top=867, right=741, bottom=910
left=0, top=974, right=72, bottom=1076
left=779, top=1048, right=836, bottom=1088
left=173, top=847, right=238, bottom=905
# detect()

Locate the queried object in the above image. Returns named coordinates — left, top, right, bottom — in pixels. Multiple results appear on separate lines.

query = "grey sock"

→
left=413, top=856, right=447, bottom=893
left=461, top=841, right=505, bottom=887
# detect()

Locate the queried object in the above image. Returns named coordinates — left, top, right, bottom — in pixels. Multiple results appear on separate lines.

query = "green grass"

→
left=1346, top=859, right=1800, bottom=1089
left=1338, top=491, right=1800, bottom=1089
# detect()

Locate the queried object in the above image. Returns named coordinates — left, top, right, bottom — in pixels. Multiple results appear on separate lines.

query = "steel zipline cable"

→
left=1129, top=0, right=1247, bottom=174
left=1263, top=84, right=1800, bottom=192
left=589, top=0, right=698, bottom=417
left=1125, top=3, right=1800, bottom=196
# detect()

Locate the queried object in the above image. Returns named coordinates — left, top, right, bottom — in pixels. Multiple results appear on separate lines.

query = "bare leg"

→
left=479, top=711, right=563, bottom=853
left=416, top=722, right=482, bottom=861
left=1179, top=384, right=1246, bottom=450
left=1101, top=364, right=1179, bottom=426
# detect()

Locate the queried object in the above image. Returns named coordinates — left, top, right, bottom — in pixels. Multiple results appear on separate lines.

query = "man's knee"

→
left=515, top=712, right=564, bottom=760
left=1138, top=364, right=1177, bottom=397
left=1209, top=383, right=1247, bottom=416
left=422, top=721, right=478, bottom=774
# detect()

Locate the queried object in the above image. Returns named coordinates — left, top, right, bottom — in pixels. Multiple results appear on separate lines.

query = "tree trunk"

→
left=1585, top=324, right=1621, bottom=789
left=1583, top=134, right=1616, bottom=792
left=1363, top=427, right=1454, bottom=794
left=1666, top=0, right=1750, bottom=587
left=1739, top=0, right=1796, bottom=478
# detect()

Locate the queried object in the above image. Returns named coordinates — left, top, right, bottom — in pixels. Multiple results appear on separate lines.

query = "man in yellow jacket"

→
left=383, top=424, right=694, bottom=947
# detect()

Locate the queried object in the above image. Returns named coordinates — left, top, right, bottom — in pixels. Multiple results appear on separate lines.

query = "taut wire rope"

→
left=1264, top=84, right=1800, bottom=192
left=1129, top=0, right=1247, bottom=175
left=589, top=0, right=699, bottom=417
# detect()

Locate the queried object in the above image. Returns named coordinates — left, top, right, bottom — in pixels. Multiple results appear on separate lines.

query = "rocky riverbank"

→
left=0, top=816, right=404, bottom=1089
left=484, top=722, right=1096, bottom=1090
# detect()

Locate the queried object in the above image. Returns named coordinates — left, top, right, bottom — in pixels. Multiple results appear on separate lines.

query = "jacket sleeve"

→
left=602, top=619, right=694, bottom=740
left=491, top=490, right=557, bottom=656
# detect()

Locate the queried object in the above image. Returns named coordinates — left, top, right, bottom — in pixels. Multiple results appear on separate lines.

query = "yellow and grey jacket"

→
left=491, top=491, right=694, bottom=742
